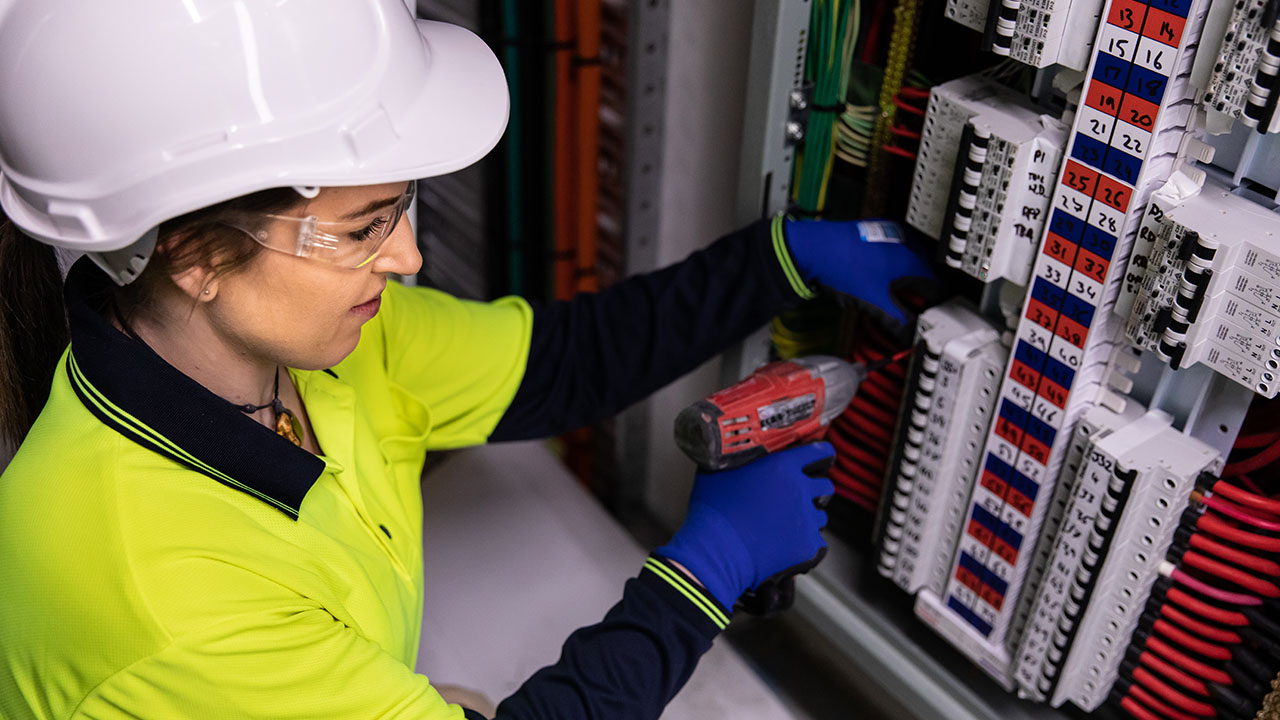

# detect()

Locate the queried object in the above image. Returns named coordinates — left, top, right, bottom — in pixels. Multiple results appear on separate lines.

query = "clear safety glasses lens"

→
left=218, top=183, right=415, bottom=268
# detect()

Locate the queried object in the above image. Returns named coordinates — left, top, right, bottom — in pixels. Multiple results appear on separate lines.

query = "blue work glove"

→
left=656, top=442, right=836, bottom=611
left=784, top=218, right=935, bottom=325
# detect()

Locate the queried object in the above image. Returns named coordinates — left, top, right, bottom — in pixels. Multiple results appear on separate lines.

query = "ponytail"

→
left=0, top=211, right=69, bottom=451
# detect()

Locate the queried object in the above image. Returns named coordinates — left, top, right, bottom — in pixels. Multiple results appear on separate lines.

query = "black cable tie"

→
left=811, top=103, right=844, bottom=114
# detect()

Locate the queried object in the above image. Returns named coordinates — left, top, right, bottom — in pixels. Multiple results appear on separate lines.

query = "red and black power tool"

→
left=674, top=355, right=865, bottom=614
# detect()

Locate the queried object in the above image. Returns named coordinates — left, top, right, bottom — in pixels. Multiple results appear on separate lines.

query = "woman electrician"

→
left=0, top=2, right=932, bottom=719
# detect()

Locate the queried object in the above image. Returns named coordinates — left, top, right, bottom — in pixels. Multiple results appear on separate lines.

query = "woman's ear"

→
left=157, top=231, right=220, bottom=302
left=170, top=264, right=218, bottom=302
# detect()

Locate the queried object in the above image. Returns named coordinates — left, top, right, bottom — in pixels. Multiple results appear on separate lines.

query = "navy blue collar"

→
left=64, top=257, right=323, bottom=519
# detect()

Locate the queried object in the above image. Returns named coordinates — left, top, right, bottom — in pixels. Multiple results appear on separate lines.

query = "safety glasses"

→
left=218, top=182, right=415, bottom=268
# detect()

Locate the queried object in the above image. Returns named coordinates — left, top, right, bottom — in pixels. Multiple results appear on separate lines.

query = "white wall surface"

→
left=417, top=442, right=802, bottom=719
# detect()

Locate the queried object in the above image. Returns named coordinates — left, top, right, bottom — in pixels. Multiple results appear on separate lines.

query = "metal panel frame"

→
left=615, top=0, right=672, bottom=513
left=722, top=0, right=813, bottom=386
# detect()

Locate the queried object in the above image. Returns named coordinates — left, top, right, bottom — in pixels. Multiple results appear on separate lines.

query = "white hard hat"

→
left=0, top=0, right=509, bottom=284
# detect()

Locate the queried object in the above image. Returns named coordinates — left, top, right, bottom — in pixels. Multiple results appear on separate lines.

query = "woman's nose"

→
left=372, top=214, right=423, bottom=277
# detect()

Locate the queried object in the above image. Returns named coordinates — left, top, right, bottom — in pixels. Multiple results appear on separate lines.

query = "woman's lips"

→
left=350, top=294, right=382, bottom=319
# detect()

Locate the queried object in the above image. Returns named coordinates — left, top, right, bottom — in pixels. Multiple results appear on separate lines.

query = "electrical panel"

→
left=747, top=0, right=1280, bottom=717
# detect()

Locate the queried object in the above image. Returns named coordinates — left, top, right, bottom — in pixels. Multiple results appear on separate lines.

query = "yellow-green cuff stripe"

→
left=644, top=557, right=730, bottom=630
left=771, top=215, right=816, bottom=301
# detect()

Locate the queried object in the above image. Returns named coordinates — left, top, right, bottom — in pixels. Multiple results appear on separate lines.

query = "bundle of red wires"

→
left=826, top=314, right=912, bottom=512
left=882, top=85, right=928, bottom=161
left=1111, top=400, right=1280, bottom=720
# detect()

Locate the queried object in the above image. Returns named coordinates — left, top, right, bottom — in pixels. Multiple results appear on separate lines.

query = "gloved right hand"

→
left=656, top=442, right=836, bottom=611
left=784, top=218, right=935, bottom=325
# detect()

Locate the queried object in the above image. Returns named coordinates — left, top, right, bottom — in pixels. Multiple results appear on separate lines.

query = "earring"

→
left=202, top=289, right=211, bottom=296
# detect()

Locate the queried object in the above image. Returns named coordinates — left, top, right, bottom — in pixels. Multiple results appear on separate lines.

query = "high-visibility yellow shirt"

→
left=1, top=218, right=802, bottom=719
left=0, top=260, right=532, bottom=719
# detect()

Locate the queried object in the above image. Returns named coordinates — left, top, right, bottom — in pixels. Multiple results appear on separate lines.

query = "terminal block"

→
left=907, top=75, right=1068, bottom=285
left=878, top=300, right=1007, bottom=596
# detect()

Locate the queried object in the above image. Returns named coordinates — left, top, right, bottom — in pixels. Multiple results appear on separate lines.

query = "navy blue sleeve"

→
left=463, top=556, right=728, bottom=720
left=488, top=218, right=804, bottom=442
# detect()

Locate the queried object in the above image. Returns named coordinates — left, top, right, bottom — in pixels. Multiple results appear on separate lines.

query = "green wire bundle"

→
left=792, top=0, right=860, bottom=215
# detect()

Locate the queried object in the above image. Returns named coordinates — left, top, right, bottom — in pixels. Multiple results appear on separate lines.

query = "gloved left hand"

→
left=784, top=218, right=935, bottom=325
left=656, top=442, right=835, bottom=611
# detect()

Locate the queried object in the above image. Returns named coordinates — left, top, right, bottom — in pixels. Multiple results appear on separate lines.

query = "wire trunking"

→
left=736, top=0, right=1280, bottom=717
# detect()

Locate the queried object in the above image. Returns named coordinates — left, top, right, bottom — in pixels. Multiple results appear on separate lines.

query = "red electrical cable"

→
left=897, top=85, right=930, bottom=99
left=1236, top=474, right=1266, bottom=495
left=877, top=358, right=908, bottom=379
left=832, top=314, right=910, bottom=513
left=828, top=432, right=886, bottom=469
left=830, top=468, right=878, bottom=500
left=1197, top=513, right=1280, bottom=552
left=832, top=487, right=875, bottom=512
left=863, top=373, right=903, bottom=398
left=831, top=427, right=892, bottom=458
left=1146, top=636, right=1232, bottom=685
left=1127, top=687, right=1200, bottom=720
left=855, top=378, right=904, bottom=413
left=1120, top=696, right=1163, bottom=720
left=1137, top=650, right=1210, bottom=697
left=1159, top=604, right=1242, bottom=645
left=830, top=477, right=876, bottom=512
left=1153, top=618, right=1232, bottom=661
left=1132, top=672, right=1213, bottom=718
left=886, top=348, right=914, bottom=364
left=1129, top=683, right=1207, bottom=720
left=835, top=408, right=896, bottom=439
left=881, top=145, right=918, bottom=161
left=831, top=424, right=892, bottom=455
left=1233, top=431, right=1280, bottom=450
left=889, top=125, right=923, bottom=140
left=848, top=399, right=898, bottom=428
left=832, top=458, right=885, bottom=491
left=891, top=97, right=926, bottom=116
left=835, top=419, right=891, bottom=455
left=1188, top=533, right=1280, bottom=577
left=1165, top=588, right=1249, bottom=627
left=1212, top=480, right=1280, bottom=516
left=859, top=0, right=886, bottom=64
left=1182, top=552, right=1280, bottom=597
left=1202, top=495, right=1280, bottom=531
left=834, top=447, right=886, bottom=476
left=830, top=449, right=885, bottom=485
left=1222, top=438, right=1280, bottom=476
left=1170, top=568, right=1263, bottom=605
